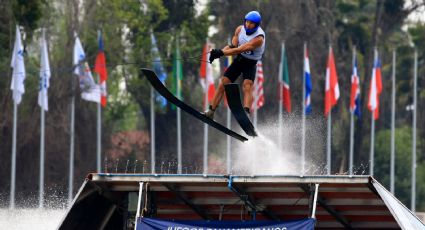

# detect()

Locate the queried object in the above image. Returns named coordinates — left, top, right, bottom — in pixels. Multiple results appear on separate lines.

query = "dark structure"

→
left=58, top=174, right=425, bottom=229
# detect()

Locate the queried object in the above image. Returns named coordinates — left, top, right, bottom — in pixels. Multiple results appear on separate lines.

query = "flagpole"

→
left=203, top=39, right=209, bottom=176
left=326, top=46, right=332, bottom=175
left=150, top=86, right=155, bottom=173
left=10, top=102, right=17, bottom=209
left=278, top=43, right=284, bottom=151
left=252, top=89, right=258, bottom=176
left=226, top=38, right=232, bottom=175
left=38, top=29, right=48, bottom=209
left=327, top=112, right=331, bottom=175
left=390, top=49, right=396, bottom=193
left=96, top=30, right=102, bottom=173
left=177, top=43, right=182, bottom=174
left=10, top=26, right=23, bottom=210
left=301, top=43, right=306, bottom=175
left=203, top=86, right=208, bottom=175
left=39, top=101, right=45, bottom=208
left=349, top=47, right=356, bottom=176
left=349, top=111, right=354, bottom=175
left=411, top=49, right=417, bottom=212
left=370, top=115, right=375, bottom=176
left=177, top=105, right=182, bottom=174
left=68, top=76, right=75, bottom=206
left=39, top=29, right=46, bottom=207
left=97, top=75, right=101, bottom=173
left=69, top=33, right=79, bottom=206
left=177, top=109, right=182, bottom=174
left=369, top=48, right=378, bottom=176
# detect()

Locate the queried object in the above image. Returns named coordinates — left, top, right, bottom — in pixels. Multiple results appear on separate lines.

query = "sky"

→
left=406, top=0, right=425, bottom=22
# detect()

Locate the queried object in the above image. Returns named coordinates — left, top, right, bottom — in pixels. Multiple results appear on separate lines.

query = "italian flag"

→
left=279, top=43, right=291, bottom=112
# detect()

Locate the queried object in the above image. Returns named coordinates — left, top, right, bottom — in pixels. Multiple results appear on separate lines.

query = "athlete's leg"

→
left=204, top=55, right=240, bottom=119
left=210, top=76, right=231, bottom=110
left=204, top=76, right=232, bottom=119
left=242, top=79, right=254, bottom=110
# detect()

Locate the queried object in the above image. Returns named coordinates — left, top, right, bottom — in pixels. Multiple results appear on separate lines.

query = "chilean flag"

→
left=304, top=48, right=312, bottom=115
left=350, top=56, right=361, bottom=118
left=324, top=47, right=340, bottom=116
left=94, top=31, right=108, bottom=107
left=199, top=43, right=215, bottom=104
left=368, top=51, right=382, bottom=120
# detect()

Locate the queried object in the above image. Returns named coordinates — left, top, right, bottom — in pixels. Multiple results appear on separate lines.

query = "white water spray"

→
left=0, top=208, right=65, bottom=229
left=230, top=116, right=324, bottom=175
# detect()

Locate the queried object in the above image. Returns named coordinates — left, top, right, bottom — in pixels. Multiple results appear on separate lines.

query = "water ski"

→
left=141, top=68, right=248, bottom=142
left=224, top=83, right=258, bottom=137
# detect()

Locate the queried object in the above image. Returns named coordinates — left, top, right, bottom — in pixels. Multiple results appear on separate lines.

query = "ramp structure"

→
left=58, top=174, right=424, bottom=229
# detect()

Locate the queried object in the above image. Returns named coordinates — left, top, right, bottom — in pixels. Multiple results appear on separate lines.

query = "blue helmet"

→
left=244, top=11, right=261, bottom=35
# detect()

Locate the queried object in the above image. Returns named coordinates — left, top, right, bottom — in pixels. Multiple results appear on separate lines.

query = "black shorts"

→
left=223, top=55, right=258, bottom=82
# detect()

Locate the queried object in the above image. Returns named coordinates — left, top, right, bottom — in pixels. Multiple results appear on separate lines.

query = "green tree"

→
left=375, top=127, right=425, bottom=210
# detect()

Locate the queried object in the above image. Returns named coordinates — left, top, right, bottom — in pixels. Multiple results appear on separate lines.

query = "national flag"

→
left=73, top=35, right=100, bottom=103
left=324, top=47, right=340, bottom=116
left=172, top=39, right=183, bottom=101
left=94, top=31, right=108, bottom=107
left=350, top=56, right=361, bottom=118
left=199, top=43, right=215, bottom=105
left=10, top=25, right=26, bottom=104
left=304, top=48, right=312, bottom=114
left=150, top=32, right=167, bottom=107
left=252, top=61, right=264, bottom=110
left=279, top=44, right=291, bottom=113
left=368, top=51, right=382, bottom=120
left=38, top=29, right=50, bottom=111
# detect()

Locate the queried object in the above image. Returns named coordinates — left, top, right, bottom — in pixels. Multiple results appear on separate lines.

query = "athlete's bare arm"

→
left=222, top=26, right=242, bottom=51
left=222, top=26, right=263, bottom=56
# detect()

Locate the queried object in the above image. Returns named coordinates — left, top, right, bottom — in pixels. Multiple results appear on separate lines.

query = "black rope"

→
left=5, top=51, right=212, bottom=76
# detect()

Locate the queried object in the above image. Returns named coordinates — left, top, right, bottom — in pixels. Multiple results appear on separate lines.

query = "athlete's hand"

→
left=209, top=49, right=224, bottom=63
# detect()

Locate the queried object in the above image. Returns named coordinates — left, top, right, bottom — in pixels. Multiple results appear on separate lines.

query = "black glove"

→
left=209, top=49, right=224, bottom=63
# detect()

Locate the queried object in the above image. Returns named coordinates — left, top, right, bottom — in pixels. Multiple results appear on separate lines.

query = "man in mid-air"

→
left=204, top=11, right=265, bottom=119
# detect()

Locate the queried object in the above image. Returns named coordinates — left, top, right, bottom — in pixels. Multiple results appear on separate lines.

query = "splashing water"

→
left=230, top=116, right=320, bottom=175
left=232, top=134, right=299, bottom=175
left=0, top=208, right=66, bottom=230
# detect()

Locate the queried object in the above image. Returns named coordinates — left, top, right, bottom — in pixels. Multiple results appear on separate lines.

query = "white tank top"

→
left=238, top=26, right=265, bottom=60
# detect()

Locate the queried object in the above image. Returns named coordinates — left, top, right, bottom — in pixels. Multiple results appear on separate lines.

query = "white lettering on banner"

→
left=166, top=227, right=288, bottom=230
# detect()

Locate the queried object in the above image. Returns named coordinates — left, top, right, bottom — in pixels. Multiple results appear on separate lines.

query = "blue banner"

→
left=137, top=217, right=315, bottom=230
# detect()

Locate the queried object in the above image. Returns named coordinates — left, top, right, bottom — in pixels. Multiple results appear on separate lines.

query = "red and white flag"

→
left=199, top=43, right=215, bottom=105
left=252, top=61, right=264, bottom=110
left=94, top=31, right=108, bottom=107
left=368, top=51, right=382, bottom=120
left=350, top=56, right=361, bottom=117
left=324, top=47, right=340, bottom=117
